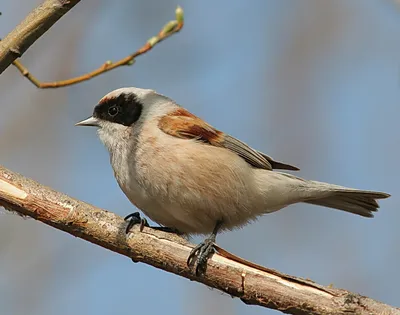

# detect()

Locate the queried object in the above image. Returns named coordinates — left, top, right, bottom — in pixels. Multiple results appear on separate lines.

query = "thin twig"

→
left=0, top=0, right=81, bottom=74
left=11, top=7, right=184, bottom=88
left=0, top=165, right=398, bottom=314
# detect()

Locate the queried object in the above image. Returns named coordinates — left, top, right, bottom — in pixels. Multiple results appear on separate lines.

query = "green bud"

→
left=162, top=20, right=178, bottom=34
left=176, top=6, right=184, bottom=23
left=147, top=36, right=158, bottom=47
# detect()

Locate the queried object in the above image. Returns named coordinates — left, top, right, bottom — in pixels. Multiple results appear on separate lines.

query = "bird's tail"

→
left=303, top=180, right=390, bottom=217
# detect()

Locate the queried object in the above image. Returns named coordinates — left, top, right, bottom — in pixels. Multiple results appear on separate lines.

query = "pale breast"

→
left=128, top=123, right=264, bottom=234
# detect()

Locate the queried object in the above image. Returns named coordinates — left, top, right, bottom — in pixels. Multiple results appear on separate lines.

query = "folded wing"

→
left=158, top=111, right=299, bottom=171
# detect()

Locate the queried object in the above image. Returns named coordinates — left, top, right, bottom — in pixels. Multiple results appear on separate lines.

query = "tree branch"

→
left=0, top=164, right=398, bottom=314
left=0, top=0, right=81, bottom=74
left=10, top=6, right=184, bottom=88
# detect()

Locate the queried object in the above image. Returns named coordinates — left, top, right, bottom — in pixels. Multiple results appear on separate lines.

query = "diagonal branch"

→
left=0, top=164, right=398, bottom=315
left=0, top=0, right=81, bottom=74
left=11, top=7, right=184, bottom=88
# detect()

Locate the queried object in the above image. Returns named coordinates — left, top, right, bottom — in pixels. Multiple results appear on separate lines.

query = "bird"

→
left=76, top=87, right=390, bottom=275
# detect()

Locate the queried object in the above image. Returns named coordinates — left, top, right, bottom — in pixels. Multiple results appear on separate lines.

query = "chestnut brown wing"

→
left=158, top=114, right=298, bottom=171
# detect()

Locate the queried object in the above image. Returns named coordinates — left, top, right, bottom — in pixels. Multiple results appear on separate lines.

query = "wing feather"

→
left=158, top=111, right=299, bottom=171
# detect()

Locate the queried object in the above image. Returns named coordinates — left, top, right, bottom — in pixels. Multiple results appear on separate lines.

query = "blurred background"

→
left=0, top=0, right=399, bottom=314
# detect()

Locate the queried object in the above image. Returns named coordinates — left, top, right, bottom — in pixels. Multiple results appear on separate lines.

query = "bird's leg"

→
left=187, top=220, right=223, bottom=276
left=124, top=212, right=149, bottom=233
left=124, top=213, right=181, bottom=264
left=124, top=212, right=182, bottom=235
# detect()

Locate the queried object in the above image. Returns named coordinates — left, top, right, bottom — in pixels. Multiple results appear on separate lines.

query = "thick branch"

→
left=0, top=165, right=398, bottom=314
left=0, top=0, right=80, bottom=74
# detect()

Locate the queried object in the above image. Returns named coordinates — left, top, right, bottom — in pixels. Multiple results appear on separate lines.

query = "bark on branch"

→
left=0, top=0, right=81, bottom=74
left=0, top=165, right=398, bottom=314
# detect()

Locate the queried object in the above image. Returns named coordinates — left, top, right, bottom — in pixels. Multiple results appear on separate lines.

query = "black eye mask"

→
left=93, top=93, right=143, bottom=126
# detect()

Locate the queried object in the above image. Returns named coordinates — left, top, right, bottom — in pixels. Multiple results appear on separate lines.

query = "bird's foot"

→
left=124, top=212, right=149, bottom=234
left=124, top=212, right=149, bottom=263
left=124, top=212, right=182, bottom=235
left=187, top=237, right=216, bottom=276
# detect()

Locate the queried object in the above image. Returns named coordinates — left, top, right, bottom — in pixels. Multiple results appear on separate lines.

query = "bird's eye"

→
left=108, top=106, right=119, bottom=117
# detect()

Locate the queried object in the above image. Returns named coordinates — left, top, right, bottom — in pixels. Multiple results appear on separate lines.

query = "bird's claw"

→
left=187, top=237, right=216, bottom=276
left=124, top=212, right=149, bottom=234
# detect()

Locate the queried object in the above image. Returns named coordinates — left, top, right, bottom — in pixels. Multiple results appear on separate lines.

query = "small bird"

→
left=76, top=87, right=390, bottom=274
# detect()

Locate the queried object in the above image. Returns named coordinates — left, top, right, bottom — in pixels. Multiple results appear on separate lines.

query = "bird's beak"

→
left=75, top=116, right=100, bottom=127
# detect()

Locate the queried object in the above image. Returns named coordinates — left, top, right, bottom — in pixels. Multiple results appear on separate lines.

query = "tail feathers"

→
left=305, top=190, right=390, bottom=218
